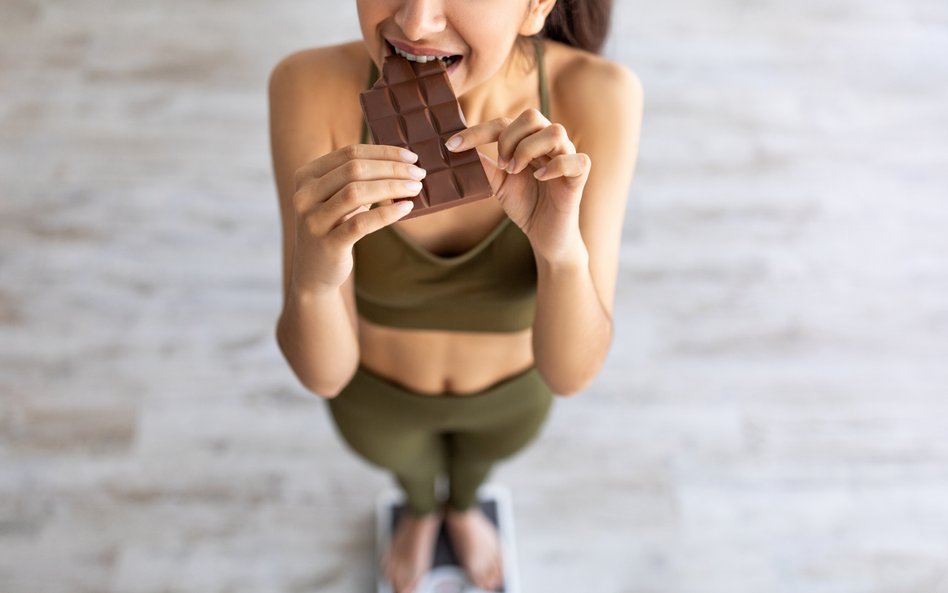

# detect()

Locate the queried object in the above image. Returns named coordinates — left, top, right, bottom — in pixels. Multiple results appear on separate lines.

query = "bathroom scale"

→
left=375, top=482, right=521, bottom=593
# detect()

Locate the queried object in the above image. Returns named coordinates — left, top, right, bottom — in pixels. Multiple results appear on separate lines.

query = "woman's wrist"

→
left=533, top=232, right=589, bottom=272
left=288, top=280, right=343, bottom=306
left=284, top=268, right=345, bottom=308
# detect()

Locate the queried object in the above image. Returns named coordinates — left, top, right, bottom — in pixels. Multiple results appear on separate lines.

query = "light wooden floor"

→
left=2, top=1, right=947, bottom=592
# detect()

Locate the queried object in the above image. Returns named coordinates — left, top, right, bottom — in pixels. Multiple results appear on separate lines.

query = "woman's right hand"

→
left=289, top=144, right=425, bottom=293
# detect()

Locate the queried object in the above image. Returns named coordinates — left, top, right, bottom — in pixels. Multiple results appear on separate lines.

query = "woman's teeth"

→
left=392, top=44, right=456, bottom=64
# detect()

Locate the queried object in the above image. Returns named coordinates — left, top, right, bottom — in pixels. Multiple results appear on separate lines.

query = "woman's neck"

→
left=457, top=39, right=538, bottom=127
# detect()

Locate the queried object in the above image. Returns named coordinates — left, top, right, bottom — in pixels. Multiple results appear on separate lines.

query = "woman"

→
left=268, top=0, right=642, bottom=591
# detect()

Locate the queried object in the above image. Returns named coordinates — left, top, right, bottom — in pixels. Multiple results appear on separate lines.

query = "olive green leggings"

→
left=326, top=364, right=554, bottom=517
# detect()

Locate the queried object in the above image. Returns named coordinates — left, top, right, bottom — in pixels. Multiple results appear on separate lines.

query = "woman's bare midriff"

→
left=358, top=319, right=535, bottom=396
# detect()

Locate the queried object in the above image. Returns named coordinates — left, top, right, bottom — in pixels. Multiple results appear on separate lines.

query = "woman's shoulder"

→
left=270, top=41, right=370, bottom=88
left=269, top=41, right=371, bottom=106
left=268, top=41, right=373, bottom=152
left=544, top=39, right=642, bottom=97
left=543, top=40, right=644, bottom=142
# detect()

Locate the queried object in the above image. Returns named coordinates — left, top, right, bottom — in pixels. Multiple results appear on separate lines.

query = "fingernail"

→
left=404, top=180, right=423, bottom=193
left=400, top=149, right=419, bottom=162
left=396, top=200, right=414, bottom=213
left=408, top=165, right=426, bottom=180
left=506, top=158, right=516, bottom=174
left=533, top=166, right=548, bottom=179
left=445, top=135, right=462, bottom=151
left=497, top=157, right=508, bottom=170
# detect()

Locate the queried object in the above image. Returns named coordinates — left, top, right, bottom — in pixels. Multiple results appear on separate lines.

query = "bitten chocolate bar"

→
left=360, top=55, right=493, bottom=219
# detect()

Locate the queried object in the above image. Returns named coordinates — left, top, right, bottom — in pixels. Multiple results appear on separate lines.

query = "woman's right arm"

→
left=268, top=50, right=423, bottom=398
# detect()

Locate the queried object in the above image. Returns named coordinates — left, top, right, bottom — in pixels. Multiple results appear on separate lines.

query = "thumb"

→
left=476, top=150, right=505, bottom=194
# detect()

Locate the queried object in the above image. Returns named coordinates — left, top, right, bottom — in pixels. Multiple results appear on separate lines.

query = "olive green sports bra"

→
left=354, top=39, right=550, bottom=332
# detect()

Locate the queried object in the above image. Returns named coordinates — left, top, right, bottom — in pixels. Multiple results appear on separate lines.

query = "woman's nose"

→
left=394, top=0, right=446, bottom=40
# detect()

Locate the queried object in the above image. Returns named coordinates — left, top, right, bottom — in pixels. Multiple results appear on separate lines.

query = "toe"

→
left=473, top=567, right=493, bottom=590
left=490, top=561, right=504, bottom=590
left=393, top=572, right=409, bottom=593
left=404, top=575, right=421, bottom=593
left=487, top=570, right=501, bottom=591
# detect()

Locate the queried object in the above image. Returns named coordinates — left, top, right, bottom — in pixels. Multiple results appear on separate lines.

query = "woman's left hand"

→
left=445, top=109, right=591, bottom=262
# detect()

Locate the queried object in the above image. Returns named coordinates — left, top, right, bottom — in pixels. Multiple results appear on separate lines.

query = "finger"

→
left=508, top=123, right=575, bottom=175
left=294, top=144, right=418, bottom=188
left=308, top=158, right=426, bottom=206
left=293, top=158, right=425, bottom=214
left=445, top=110, right=551, bottom=166
left=476, top=151, right=503, bottom=193
left=318, top=178, right=423, bottom=235
left=495, top=109, right=551, bottom=170
left=443, top=117, right=511, bottom=153
left=533, top=153, right=592, bottom=185
left=327, top=199, right=415, bottom=247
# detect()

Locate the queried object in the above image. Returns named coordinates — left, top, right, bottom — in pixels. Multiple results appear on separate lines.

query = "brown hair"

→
left=538, top=0, right=613, bottom=54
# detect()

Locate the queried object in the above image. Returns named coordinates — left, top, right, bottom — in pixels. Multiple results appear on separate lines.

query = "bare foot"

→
left=380, top=508, right=443, bottom=593
left=443, top=504, right=504, bottom=591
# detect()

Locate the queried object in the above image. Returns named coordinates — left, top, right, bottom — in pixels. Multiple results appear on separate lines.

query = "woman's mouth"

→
left=384, top=40, right=463, bottom=75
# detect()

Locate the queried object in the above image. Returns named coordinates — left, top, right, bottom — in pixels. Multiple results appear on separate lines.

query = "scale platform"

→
left=375, top=482, right=521, bottom=593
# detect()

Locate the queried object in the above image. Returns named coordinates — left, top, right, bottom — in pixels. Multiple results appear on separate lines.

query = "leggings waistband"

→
left=330, top=364, right=553, bottom=427
left=353, top=363, right=544, bottom=400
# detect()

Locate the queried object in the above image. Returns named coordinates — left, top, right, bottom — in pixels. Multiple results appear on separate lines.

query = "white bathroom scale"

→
left=375, top=482, right=521, bottom=593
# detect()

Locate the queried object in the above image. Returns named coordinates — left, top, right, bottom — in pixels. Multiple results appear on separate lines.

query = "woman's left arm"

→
left=447, top=62, right=644, bottom=395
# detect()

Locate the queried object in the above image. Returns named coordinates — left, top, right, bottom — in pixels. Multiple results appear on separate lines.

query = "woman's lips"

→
left=386, top=37, right=459, bottom=57
left=382, top=39, right=463, bottom=76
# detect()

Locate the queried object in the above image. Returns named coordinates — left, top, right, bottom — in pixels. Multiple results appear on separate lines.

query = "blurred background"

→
left=2, top=0, right=947, bottom=591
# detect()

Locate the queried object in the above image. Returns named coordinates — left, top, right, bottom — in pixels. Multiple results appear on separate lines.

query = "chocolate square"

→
left=402, top=110, right=436, bottom=144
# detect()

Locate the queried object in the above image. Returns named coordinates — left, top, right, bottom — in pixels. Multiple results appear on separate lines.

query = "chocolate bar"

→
left=360, top=55, right=493, bottom=219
